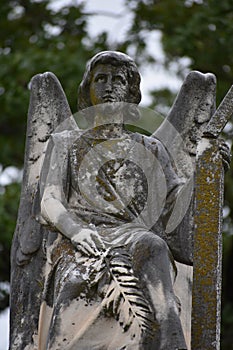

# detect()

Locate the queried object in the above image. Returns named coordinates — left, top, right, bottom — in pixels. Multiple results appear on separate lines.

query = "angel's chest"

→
left=68, top=140, right=148, bottom=204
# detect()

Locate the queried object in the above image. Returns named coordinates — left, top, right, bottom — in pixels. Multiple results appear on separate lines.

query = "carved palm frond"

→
left=103, top=247, right=155, bottom=339
left=77, top=246, right=156, bottom=339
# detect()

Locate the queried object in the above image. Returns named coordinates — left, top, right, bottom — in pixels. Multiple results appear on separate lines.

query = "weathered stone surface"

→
left=190, top=81, right=233, bottom=350
left=155, top=70, right=217, bottom=266
left=191, top=138, right=223, bottom=350
left=205, top=85, right=233, bottom=138
left=10, top=72, right=72, bottom=349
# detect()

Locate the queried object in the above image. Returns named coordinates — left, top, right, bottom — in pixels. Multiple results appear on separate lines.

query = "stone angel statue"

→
left=10, top=51, right=231, bottom=350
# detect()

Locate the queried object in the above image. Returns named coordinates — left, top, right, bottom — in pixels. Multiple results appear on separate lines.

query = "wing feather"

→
left=10, top=72, right=72, bottom=350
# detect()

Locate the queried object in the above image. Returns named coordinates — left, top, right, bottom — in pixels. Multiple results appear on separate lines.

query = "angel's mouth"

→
left=103, top=95, right=116, bottom=102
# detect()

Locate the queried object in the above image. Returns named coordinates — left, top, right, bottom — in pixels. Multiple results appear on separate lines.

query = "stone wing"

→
left=153, top=71, right=217, bottom=263
left=10, top=72, right=72, bottom=349
left=154, top=70, right=217, bottom=178
left=153, top=71, right=217, bottom=348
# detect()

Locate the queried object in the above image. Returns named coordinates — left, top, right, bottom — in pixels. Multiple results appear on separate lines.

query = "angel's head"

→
left=77, top=51, right=141, bottom=112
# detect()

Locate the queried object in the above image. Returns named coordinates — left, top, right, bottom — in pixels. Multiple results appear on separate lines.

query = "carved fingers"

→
left=219, top=139, right=231, bottom=172
left=71, top=228, right=105, bottom=257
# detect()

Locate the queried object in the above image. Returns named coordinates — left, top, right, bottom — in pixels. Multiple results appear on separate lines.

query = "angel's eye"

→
left=113, top=75, right=126, bottom=85
left=95, top=75, right=107, bottom=83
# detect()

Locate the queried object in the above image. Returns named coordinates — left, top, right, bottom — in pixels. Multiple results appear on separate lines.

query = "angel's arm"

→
left=40, top=133, right=105, bottom=255
left=41, top=187, right=80, bottom=239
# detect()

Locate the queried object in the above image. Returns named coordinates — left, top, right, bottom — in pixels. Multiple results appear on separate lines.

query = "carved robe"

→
left=38, top=125, right=187, bottom=349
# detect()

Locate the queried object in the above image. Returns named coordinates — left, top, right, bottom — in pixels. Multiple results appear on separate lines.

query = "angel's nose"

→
left=105, top=77, right=113, bottom=93
left=105, top=84, right=112, bottom=93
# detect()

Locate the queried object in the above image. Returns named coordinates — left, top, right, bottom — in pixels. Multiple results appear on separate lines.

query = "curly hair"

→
left=77, top=51, right=141, bottom=111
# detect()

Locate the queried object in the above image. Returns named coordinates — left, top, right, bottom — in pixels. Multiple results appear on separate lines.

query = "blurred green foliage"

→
left=1, top=0, right=233, bottom=347
left=0, top=183, right=20, bottom=310
left=126, top=0, right=233, bottom=104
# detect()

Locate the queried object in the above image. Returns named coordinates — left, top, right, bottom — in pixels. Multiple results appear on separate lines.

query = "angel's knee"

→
left=130, top=233, right=170, bottom=271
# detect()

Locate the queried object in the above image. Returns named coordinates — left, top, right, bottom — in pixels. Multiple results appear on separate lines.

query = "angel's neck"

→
left=94, top=112, right=124, bottom=128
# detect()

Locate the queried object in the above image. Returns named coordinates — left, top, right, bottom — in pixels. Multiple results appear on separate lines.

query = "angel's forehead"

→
left=91, top=63, right=128, bottom=78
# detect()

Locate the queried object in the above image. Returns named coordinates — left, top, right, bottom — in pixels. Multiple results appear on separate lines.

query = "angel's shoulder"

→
left=131, top=132, right=165, bottom=153
left=51, top=129, right=83, bottom=146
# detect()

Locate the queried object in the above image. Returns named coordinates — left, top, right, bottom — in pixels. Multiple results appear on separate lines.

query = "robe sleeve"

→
left=39, top=131, right=85, bottom=240
left=156, top=139, right=193, bottom=265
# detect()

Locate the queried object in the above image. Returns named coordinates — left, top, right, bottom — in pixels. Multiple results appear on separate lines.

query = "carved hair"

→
left=77, top=51, right=141, bottom=111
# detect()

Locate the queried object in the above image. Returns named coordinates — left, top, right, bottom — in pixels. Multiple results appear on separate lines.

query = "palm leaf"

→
left=75, top=246, right=156, bottom=339
left=102, top=248, right=156, bottom=339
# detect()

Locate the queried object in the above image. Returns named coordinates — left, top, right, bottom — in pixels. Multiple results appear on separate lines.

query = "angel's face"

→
left=90, top=63, right=129, bottom=106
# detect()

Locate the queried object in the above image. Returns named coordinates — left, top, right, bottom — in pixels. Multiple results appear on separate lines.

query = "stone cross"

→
left=192, top=86, right=233, bottom=350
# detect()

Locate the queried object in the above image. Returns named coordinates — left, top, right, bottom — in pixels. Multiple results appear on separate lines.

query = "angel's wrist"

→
left=70, top=232, right=81, bottom=244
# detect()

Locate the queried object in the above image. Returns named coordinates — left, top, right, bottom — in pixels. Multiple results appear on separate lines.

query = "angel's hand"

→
left=71, top=228, right=105, bottom=257
left=219, top=139, right=231, bottom=172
